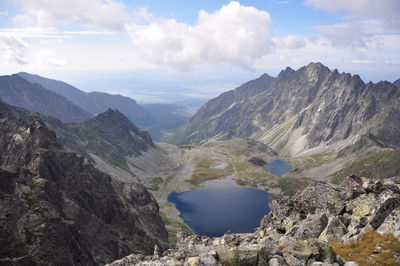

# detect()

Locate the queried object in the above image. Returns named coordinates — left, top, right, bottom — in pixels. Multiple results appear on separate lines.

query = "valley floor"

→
left=90, top=136, right=400, bottom=244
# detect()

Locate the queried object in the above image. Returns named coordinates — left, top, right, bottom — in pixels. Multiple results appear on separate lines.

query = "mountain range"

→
left=18, top=72, right=153, bottom=127
left=0, top=75, right=92, bottom=122
left=0, top=72, right=190, bottom=139
left=1, top=63, right=399, bottom=265
left=167, top=63, right=400, bottom=156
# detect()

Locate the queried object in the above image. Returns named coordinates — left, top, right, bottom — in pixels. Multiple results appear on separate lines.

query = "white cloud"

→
left=304, top=0, right=400, bottom=28
left=12, top=14, right=34, bottom=27
left=0, top=33, right=29, bottom=64
left=273, top=35, right=307, bottom=49
left=36, top=49, right=68, bottom=67
left=126, top=1, right=273, bottom=71
left=304, top=0, right=400, bottom=49
left=351, top=59, right=374, bottom=64
left=0, top=27, right=116, bottom=39
left=13, top=0, right=129, bottom=30
left=312, top=20, right=384, bottom=48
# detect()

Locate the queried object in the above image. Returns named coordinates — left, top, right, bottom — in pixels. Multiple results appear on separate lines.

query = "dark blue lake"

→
left=267, top=160, right=293, bottom=177
left=168, top=179, right=270, bottom=237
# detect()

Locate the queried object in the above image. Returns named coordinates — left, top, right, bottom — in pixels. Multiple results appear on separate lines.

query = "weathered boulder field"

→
left=110, top=175, right=400, bottom=266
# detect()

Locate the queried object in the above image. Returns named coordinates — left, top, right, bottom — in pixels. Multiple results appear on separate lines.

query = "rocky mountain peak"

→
left=277, top=66, right=295, bottom=79
left=167, top=63, right=400, bottom=156
left=300, top=62, right=331, bottom=81
left=82, top=108, right=154, bottom=157
left=305, top=61, right=329, bottom=71
left=259, top=73, right=274, bottom=79
left=94, top=107, right=131, bottom=124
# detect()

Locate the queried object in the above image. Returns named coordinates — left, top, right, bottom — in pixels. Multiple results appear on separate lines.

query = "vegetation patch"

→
left=159, top=210, right=191, bottom=243
left=188, top=167, right=226, bottom=186
left=329, top=231, right=400, bottom=266
left=187, top=153, right=231, bottom=186
left=195, top=154, right=214, bottom=168
left=277, top=177, right=310, bottom=197
left=146, top=177, right=164, bottom=191
left=330, top=149, right=400, bottom=184
left=300, top=152, right=336, bottom=169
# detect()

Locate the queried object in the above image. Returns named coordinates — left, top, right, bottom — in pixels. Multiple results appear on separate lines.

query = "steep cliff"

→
left=0, top=102, right=168, bottom=265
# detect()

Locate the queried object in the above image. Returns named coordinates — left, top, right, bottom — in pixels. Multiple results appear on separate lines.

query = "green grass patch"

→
left=301, top=152, right=336, bottom=169
left=188, top=167, right=226, bottom=186
left=195, top=154, right=214, bottom=168
left=159, top=211, right=172, bottom=226
left=330, top=149, right=400, bottom=184
left=277, top=177, right=310, bottom=197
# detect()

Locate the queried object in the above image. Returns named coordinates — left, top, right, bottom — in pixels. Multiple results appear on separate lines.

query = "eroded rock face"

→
left=169, top=63, right=400, bottom=155
left=111, top=175, right=400, bottom=266
left=0, top=107, right=168, bottom=265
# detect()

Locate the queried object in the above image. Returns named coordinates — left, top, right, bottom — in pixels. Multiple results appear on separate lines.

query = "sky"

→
left=0, top=0, right=399, bottom=103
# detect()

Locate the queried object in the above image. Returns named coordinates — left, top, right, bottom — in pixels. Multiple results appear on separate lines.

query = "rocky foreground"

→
left=111, top=176, right=400, bottom=266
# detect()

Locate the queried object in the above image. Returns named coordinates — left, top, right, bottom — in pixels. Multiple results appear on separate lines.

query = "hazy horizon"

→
left=1, top=0, right=399, bottom=103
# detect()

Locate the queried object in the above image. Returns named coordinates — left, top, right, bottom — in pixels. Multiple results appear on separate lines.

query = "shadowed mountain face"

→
left=0, top=75, right=92, bottom=122
left=0, top=101, right=168, bottom=265
left=168, top=63, right=400, bottom=156
left=48, top=108, right=155, bottom=171
left=18, top=72, right=153, bottom=127
left=2, top=104, right=156, bottom=173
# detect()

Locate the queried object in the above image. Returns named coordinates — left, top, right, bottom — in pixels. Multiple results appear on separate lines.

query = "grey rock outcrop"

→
left=0, top=103, right=168, bottom=265
left=110, top=175, right=400, bottom=266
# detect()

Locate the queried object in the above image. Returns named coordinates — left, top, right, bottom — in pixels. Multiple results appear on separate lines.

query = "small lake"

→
left=267, top=160, right=293, bottom=177
left=168, top=179, right=270, bottom=237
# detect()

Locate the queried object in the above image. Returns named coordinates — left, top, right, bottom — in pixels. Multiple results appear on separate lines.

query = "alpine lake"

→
left=168, top=160, right=293, bottom=237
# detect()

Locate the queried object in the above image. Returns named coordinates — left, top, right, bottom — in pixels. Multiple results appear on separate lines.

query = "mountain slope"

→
left=0, top=74, right=92, bottom=122
left=394, top=78, right=400, bottom=89
left=141, top=103, right=190, bottom=140
left=0, top=101, right=168, bottom=265
left=18, top=72, right=153, bottom=127
left=87, top=91, right=152, bottom=127
left=168, top=63, right=400, bottom=157
left=44, top=108, right=155, bottom=172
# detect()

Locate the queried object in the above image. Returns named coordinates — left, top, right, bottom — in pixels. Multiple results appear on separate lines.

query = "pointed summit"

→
left=95, top=108, right=130, bottom=123
left=306, top=62, right=329, bottom=70
left=82, top=108, right=154, bottom=157
left=278, top=66, right=295, bottom=79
